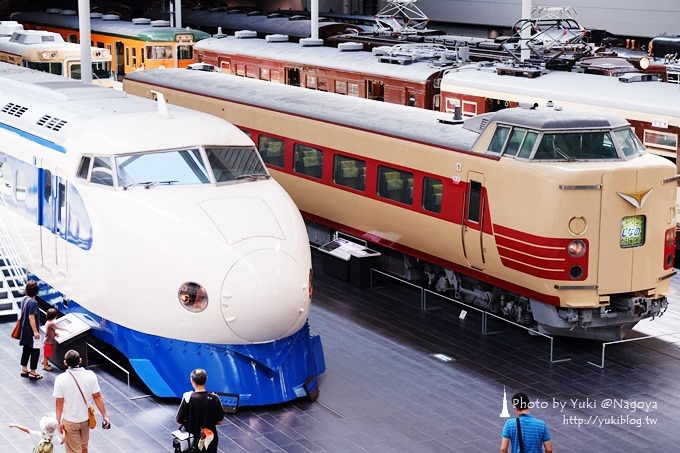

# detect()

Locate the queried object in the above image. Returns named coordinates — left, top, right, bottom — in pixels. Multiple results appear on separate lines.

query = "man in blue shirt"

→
left=501, top=392, right=552, bottom=453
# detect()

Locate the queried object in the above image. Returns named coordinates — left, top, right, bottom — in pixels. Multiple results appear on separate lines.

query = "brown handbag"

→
left=10, top=318, right=21, bottom=339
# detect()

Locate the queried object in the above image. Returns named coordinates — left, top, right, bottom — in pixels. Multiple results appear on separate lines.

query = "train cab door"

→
left=115, top=41, right=125, bottom=76
left=462, top=172, right=485, bottom=270
left=39, top=168, right=68, bottom=274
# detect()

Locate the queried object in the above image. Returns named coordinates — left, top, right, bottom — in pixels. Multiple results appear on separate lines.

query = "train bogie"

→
left=123, top=69, right=676, bottom=341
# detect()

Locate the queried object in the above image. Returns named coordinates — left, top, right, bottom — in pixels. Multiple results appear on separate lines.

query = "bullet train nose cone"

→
left=221, top=249, right=307, bottom=342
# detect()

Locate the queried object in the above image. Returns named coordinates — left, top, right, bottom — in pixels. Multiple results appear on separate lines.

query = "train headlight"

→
left=567, top=240, right=587, bottom=258
left=41, top=51, right=57, bottom=60
left=178, top=282, right=208, bottom=312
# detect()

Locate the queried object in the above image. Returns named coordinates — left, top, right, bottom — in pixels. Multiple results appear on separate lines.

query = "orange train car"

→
left=12, top=10, right=210, bottom=76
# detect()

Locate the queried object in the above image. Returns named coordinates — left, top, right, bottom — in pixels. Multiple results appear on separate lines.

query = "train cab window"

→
left=517, top=131, right=539, bottom=159
left=613, top=128, right=646, bottom=157
left=333, top=155, right=366, bottom=191
left=504, top=128, right=527, bottom=157
left=487, top=125, right=511, bottom=154
left=378, top=166, right=413, bottom=205
left=348, top=83, right=360, bottom=97
left=77, top=156, right=91, bottom=179
left=0, top=162, right=12, bottom=198
left=90, top=156, right=114, bottom=187
left=422, top=177, right=443, bottom=213
left=335, top=80, right=347, bottom=95
left=534, top=132, right=620, bottom=161
left=177, top=45, right=194, bottom=61
left=146, top=45, right=173, bottom=60
left=205, top=146, right=268, bottom=183
left=14, top=170, right=26, bottom=202
left=25, top=61, right=62, bottom=76
left=115, top=148, right=210, bottom=188
left=257, top=136, right=285, bottom=168
left=293, top=144, right=323, bottom=179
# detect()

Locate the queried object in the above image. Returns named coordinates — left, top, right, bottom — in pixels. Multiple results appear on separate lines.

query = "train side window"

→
left=236, top=64, right=245, bottom=76
left=367, top=80, right=384, bottom=101
left=306, top=76, right=317, bottom=89
left=487, top=125, right=511, bottom=154
left=318, top=78, right=328, bottom=92
left=348, top=83, right=360, bottom=97
left=246, top=65, right=257, bottom=78
left=177, top=45, right=193, bottom=61
left=293, top=144, right=323, bottom=179
left=462, top=101, right=477, bottom=117
left=77, top=156, right=91, bottom=179
left=14, top=169, right=26, bottom=202
left=257, top=135, right=285, bottom=168
left=378, top=166, right=413, bottom=205
left=643, top=129, right=678, bottom=152
left=260, top=67, right=270, bottom=81
left=333, top=155, right=366, bottom=191
left=90, top=156, right=114, bottom=187
left=335, top=80, right=347, bottom=95
left=0, top=162, right=12, bottom=198
left=422, top=177, right=443, bottom=213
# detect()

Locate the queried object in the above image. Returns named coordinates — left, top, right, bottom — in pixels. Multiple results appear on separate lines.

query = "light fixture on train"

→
left=178, top=282, right=208, bottom=312
left=639, top=56, right=650, bottom=70
left=176, top=33, right=193, bottom=43
left=567, top=239, right=586, bottom=258
left=41, top=51, right=57, bottom=60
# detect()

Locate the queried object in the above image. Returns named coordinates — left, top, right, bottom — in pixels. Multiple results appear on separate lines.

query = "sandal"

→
left=42, top=365, right=53, bottom=371
left=20, top=371, right=29, bottom=378
left=28, top=373, right=43, bottom=380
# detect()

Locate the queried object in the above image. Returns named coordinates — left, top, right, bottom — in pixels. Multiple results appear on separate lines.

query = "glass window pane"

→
left=333, top=155, right=366, bottom=191
left=293, top=144, right=323, bottom=179
left=115, top=148, right=209, bottom=187
left=91, top=156, right=114, bottom=186
left=487, top=125, right=510, bottom=154
left=378, top=166, right=413, bottom=204
left=518, top=131, right=538, bottom=158
left=422, top=177, right=443, bottom=213
left=206, top=147, right=267, bottom=182
left=505, top=128, right=527, bottom=157
left=258, top=135, right=285, bottom=167
left=77, top=156, right=91, bottom=179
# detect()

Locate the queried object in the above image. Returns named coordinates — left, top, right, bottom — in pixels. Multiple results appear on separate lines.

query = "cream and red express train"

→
left=0, top=62, right=324, bottom=408
left=123, top=69, right=677, bottom=341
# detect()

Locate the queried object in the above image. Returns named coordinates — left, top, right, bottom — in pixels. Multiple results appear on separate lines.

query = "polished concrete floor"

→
left=1, top=250, right=680, bottom=452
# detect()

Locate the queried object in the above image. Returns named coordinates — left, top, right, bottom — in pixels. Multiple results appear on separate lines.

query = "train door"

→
left=462, top=172, right=485, bottom=270
left=285, top=67, right=300, bottom=86
left=39, top=169, right=68, bottom=274
left=115, top=41, right=124, bottom=76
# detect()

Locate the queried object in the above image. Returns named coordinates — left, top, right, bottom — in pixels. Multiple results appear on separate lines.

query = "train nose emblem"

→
left=617, top=189, right=653, bottom=209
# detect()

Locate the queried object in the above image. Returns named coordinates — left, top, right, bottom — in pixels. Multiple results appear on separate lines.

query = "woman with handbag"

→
left=19, top=280, right=43, bottom=380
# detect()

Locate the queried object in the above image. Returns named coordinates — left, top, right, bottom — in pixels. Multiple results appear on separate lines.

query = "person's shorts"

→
left=44, top=343, right=54, bottom=358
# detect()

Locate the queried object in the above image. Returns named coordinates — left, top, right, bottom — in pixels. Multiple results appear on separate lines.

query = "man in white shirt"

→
left=53, top=349, right=111, bottom=453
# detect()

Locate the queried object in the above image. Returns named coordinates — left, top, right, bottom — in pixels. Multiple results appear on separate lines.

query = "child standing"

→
left=42, top=308, right=68, bottom=371
left=8, top=414, right=61, bottom=452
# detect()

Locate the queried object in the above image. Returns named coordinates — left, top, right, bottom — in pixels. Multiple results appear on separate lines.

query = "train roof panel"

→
left=442, top=64, right=680, bottom=122
left=195, top=36, right=446, bottom=80
left=124, top=69, right=636, bottom=153
left=0, top=62, right=249, bottom=154
left=12, top=11, right=210, bottom=41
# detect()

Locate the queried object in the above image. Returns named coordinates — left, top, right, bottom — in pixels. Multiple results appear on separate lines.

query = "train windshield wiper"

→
left=235, top=173, right=270, bottom=181
left=123, top=180, right=178, bottom=190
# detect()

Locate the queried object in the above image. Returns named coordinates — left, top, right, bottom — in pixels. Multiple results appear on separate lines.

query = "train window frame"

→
left=333, top=155, right=366, bottom=192
left=257, top=135, right=285, bottom=168
left=517, top=131, right=539, bottom=159
left=205, top=146, right=268, bottom=183
left=377, top=166, right=414, bottom=205
left=260, top=67, right=270, bottom=81
left=462, top=101, right=477, bottom=118
left=77, top=156, right=92, bottom=180
left=643, top=129, right=678, bottom=152
left=306, top=75, right=317, bottom=89
left=348, top=82, right=360, bottom=97
left=145, top=45, right=173, bottom=60
left=293, top=144, right=323, bottom=179
left=504, top=127, right=528, bottom=157
left=467, top=180, right=482, bottom=224
left=422, top=177, right=443, bottom=213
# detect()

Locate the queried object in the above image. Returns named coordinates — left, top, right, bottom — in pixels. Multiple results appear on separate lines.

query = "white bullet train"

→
left=0, top=62, right=324, bottom=407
